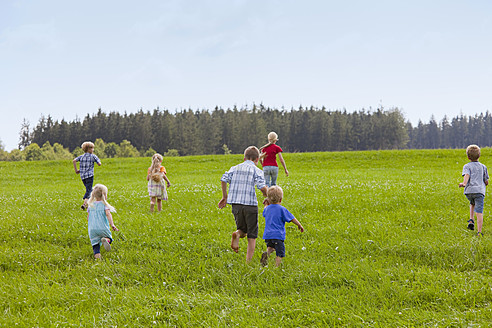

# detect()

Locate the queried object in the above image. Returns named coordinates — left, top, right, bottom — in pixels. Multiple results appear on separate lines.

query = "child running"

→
left=218, top=146, right=268, bottom=262
left=259, top=132, right=289, bottom=187
left=147, top=153, right=171, bottom=213
left=73, top=141, right=101, bottom=210
left=459, top=144, right=489, bottom=236
left=261, top=185, right=304, bottom=267
left=87, top=184, right=118, bottom=259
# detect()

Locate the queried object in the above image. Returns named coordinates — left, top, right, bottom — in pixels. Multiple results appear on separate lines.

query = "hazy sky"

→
left=1, top=0, right=492, bottom=151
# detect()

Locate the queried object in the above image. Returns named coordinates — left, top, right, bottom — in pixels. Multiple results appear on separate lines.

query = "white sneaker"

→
left=101, top=238, right=111, bottom=252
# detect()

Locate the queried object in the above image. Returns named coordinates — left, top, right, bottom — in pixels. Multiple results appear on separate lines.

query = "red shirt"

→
left=262, top=144, right=282, bottom=167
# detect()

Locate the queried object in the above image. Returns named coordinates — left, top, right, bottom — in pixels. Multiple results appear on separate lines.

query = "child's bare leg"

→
left=157, top=199, right=162, bottom=212
left=274, top=256, right=282, bottom=267
left=470, top=204, right=475, bottom=221
left=246, top=238, right=256, bottom=263
left=231, top=230, right=245, bottom=253
left=150, top=197, right=156, bottom=212
left=476, top=212, right=483, bottom=233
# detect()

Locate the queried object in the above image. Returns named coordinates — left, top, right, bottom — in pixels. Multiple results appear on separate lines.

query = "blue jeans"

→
left=263, top=166, right=279, bottom=187
left=82, top=176, right=94, bottom=200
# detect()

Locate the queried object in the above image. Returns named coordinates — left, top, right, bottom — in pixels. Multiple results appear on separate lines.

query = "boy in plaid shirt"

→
left=218, top=146, right=268, bottom=262
left=73, top=141, right=102, bottom=210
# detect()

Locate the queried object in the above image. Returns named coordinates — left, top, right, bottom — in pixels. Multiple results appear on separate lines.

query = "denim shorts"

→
left=466, top=193, right=485, bottom=214
left=265, top=239, right=286, bottom=258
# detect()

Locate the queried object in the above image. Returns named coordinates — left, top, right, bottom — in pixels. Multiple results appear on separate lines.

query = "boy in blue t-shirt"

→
left=459, top=144, right=489, bottom=236
left=261, top=185, right=304, bottom=266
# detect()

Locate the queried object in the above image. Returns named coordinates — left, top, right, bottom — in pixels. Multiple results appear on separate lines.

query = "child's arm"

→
left=163, top=174, right=171, bottom=188
left=73, top=159, right=80, bottom=174
left=260, top=186, right=269, bottom=205
left=218, top=181, right=228, bottom=209
left=146, top=173, right=150, bottom=181
left=459, top=174, right=470, bottom=188
left=290, top=218, right=304, bottom=233
left=106, top=209, right=118, bottom=231
left=278, top=153, right=289, bottom=176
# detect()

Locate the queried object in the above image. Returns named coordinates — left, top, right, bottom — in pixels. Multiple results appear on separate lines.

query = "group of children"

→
left=218, top=144, right=303, bottom=266
left=73, top=136, right=488, bottom=264
left=73, top=142, right=172, bottom=259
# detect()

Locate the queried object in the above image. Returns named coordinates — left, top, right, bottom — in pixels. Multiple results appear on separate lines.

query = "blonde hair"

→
left=259, top=132, right=279, bottom=161
left=466, top=144, right=481, bottom=161
left=88, top=184, right=116, bottom=212
left=149, top=153, right=164, bottom=182
left=81, top=141, right=95, bottom=153
left=267, top=185, right=283, bottom=204
left=244, top=146, right=260, bottom=161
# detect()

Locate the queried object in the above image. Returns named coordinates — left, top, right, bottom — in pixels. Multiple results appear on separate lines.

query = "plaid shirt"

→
left=221, top=160, right=266, bottom=206
left=75, top=153, right=101, bottom=179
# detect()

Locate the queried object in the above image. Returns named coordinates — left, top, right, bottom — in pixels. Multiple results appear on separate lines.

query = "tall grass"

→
left=1, top=149, right=492, bottom=327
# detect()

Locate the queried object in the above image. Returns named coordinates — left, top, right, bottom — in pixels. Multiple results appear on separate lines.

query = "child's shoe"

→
left=467, top=219, right=475, bottom=230
left=477, top=232, right=484, bottom=237
left=101, top=238, right=111, bottom=252
left=260, top=252, right=269, bottom=266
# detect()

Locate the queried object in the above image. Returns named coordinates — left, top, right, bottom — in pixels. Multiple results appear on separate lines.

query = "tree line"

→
left=1, top=105, right=492, bottom=161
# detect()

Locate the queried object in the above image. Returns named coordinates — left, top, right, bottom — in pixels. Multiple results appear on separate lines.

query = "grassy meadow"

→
left=2, top=149, right=492, bottom=327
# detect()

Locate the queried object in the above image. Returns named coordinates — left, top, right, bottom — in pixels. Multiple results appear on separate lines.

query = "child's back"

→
left=459, top=144, right=489, bottom=235
left=462, top=161, right=488, bottom=195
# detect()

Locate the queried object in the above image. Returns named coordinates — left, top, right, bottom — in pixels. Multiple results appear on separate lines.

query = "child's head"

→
left=150, top=153, right=164, bottom=179
left=244, top=146, right=260, bottom=161
left=90, top=184, right=108, bottom=201
left=267, top=185, right=283, bottom=204
left=466, top=144, right=481, bottom=161
left=152, top=153, right=163, bottom=164
left=88, top=183, right=116, bottom=212
left=268, top=132, right=278, bottom=143
left=81, top=141, right=95, bottom=153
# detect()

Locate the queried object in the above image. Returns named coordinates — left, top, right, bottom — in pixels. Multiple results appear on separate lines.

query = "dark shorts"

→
left=231, top=204, right=258, bottom=239
left=265, top=239, right=286, bottom=258
left=82, top=176, right=94, bottom=200
left=466, top=193, right=485, bottom=214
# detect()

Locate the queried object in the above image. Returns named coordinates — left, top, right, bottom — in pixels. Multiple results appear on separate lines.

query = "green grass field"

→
left=1, top=149, right=492, bottom=327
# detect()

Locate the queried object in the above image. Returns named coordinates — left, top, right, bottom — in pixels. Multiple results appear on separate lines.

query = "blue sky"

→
left=1, top=0, right=491, bottom=151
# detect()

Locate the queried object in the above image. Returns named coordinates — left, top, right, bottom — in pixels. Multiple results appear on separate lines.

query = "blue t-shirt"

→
left=262, top=204, right=295, bottom=240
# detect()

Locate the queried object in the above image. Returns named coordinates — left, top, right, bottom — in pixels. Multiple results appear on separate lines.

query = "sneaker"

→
left=260, top=252, right=269, bottom=266
left=101, top=238, right=111, bottom=252
left=467, top=219, right=475, bottom=230
left=477, top=232, right=484, bottom=237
